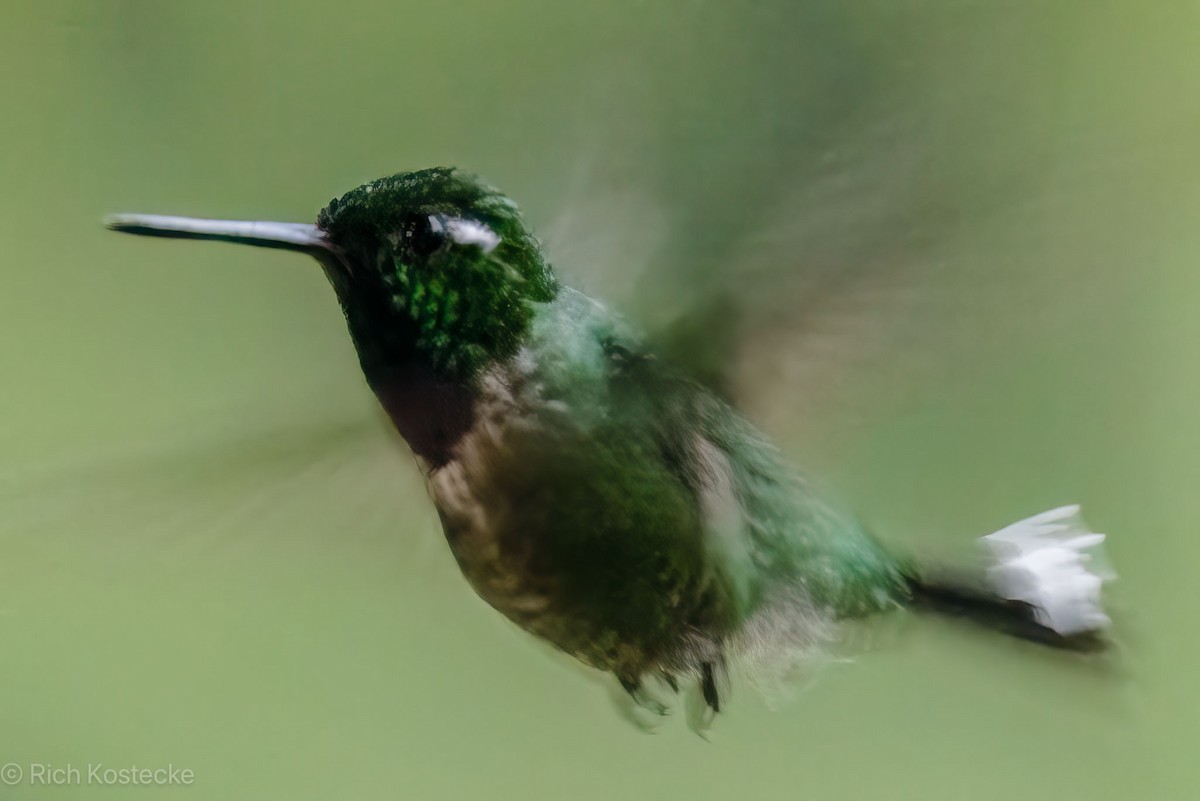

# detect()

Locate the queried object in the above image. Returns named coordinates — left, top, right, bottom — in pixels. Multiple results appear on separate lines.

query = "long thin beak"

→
left=104, top=214, right=329, bottom=254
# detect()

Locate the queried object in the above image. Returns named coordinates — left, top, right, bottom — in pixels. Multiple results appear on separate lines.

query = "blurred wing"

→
left=544, top=115, right=956, bottom=446
left=537, top=0, right=1148, bottom=455
left=1, top=401, right=441, bottom=612
left=542, top=94, right=1127, bottom=455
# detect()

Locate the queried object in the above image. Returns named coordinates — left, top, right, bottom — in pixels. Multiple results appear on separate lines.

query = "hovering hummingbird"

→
left=106, top=168, right=1113, bottom=728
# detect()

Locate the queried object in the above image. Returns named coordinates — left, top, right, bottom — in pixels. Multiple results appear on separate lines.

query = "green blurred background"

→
left=2, top=1, right=1198, bottom=798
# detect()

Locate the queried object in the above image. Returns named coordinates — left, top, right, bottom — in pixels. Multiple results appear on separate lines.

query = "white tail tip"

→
left=983, top=505, right=1115, bottom=637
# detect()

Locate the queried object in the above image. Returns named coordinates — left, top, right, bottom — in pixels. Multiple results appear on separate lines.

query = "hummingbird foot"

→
left=611, top=675, right=674, bottom=732
left=681, top=660, right=728, bottom=736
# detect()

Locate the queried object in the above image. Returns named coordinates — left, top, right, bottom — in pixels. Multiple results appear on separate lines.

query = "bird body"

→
left=106, top=167, right=1113, bottom=726
left=420, top=287, right=907, bottom=696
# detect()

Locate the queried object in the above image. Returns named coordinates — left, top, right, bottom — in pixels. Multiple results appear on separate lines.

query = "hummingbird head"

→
left=317, top=168, right=559, bottom=382
left=107, top=168, right=559, bottom=385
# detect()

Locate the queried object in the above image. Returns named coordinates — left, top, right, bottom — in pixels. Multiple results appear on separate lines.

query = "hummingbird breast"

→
left=409, top=292, right=740, bottom=678
left=422, top=360, right=725, bottom=676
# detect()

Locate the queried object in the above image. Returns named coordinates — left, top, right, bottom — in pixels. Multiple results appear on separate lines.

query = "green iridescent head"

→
left=106, top=167, right=559, bottom=384
left=317, top=168, right=558, bottom=381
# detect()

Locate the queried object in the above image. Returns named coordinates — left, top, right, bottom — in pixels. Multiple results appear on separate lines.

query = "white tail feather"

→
left=983, top=505, right=1114, bottom=636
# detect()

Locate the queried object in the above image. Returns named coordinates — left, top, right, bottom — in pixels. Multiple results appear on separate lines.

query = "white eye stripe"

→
left=428, top=215, right=501, bottom=253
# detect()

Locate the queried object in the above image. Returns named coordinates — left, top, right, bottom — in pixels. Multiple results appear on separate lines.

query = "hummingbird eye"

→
left=398, top=214, right=502, bottom=261
left=403, top=215, right=447, bottom=259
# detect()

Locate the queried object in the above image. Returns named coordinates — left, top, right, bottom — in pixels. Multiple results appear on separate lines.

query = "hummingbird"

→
left=106, top=167, right=1113, bottom=728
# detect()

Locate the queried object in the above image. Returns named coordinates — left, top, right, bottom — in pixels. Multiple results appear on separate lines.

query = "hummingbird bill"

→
left=106, top=168, right=1115, bottom=730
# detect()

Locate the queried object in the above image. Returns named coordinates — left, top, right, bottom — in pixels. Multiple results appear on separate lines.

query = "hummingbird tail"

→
left=907, top=505, right=1115, bottom=649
